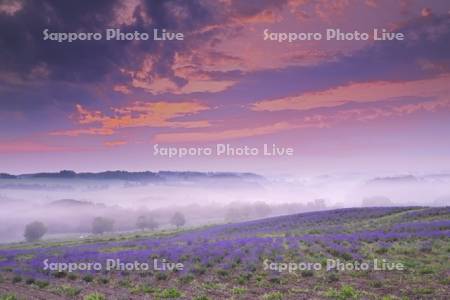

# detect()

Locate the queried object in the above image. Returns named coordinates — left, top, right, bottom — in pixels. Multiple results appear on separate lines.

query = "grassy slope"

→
left=0, top=207, right=449, bottom=300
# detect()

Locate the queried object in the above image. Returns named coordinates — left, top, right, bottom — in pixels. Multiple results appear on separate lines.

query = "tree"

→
left=252, top=201, right=272, bottom=218
left=136, top=215, right=159, bottom=231
left=92, top=217, right=114, bottom=234
left=24, top=221, right=47, bottom=242
left=170, top=212, right=186, bottom=228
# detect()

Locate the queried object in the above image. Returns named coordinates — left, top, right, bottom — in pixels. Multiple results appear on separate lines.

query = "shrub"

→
left=155, top=272, right=168, bottom=280
left=53, top=271, right=67, bottom=278
left=82, top=274, right=94, bottom=282
left=325, top=285, right=359, bottom=299
left=217, top=269, right=228, bottom=277
left=190, top=264, right=206, bottom=275
left=97, top=277, right=109, bottom=284
left=326, top=273, right=339, bottom=283
left=262, top=291, right=284, bottom=300
left=35, top=280, right=49, bottom=288
left=419, top=267, right=434, bottom=275
left=179, top=274, right=194, bottom=284
left=159, top=288, right=182, bottom=298
left=0, top=294, right=17, bottom=300
left=83, top=292, right=106, bottom=300
left=232, top=287, right=246, bottom=295
left=370, top=281, right=383, bottom=288
left=140, top=284, right=156, bottom=294
left=12, top=275, right=22, bottom=283
left=413, top=287, right=433, bottom=295
left=268, top=276, right=281, bottom=284
left=237, top=273, right=251, bottom=285
left=55, top=285, right=82, bottom=297
left=24, top=221, right=47, bottom=242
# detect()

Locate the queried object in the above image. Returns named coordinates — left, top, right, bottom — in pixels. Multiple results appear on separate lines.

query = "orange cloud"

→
left=153, top=120, right=327, bottom=143
left=154, top=97, right=450, bottom=143
left=51, top=101, right=210, bottom=136
left=252, top=74, right=450, bottom=112
left=231, top=9, right=282, bottom=24
left=104, top=140, right=127, bottom=147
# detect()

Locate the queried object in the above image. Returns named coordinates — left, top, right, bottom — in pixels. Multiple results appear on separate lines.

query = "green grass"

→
left=53, top=285, right=82, bottom=297
left=325, top=285, right=360, bottom=299
left=83, top=292, right=106, bottom=300
left=0, top=294, right=18, bottom=300
left=158, top=288, right=182, bottom=298
left=262, top=291, right=284, bottom=300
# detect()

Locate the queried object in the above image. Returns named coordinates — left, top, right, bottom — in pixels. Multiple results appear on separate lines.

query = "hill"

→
left=0, top=206, right=449, bottom=299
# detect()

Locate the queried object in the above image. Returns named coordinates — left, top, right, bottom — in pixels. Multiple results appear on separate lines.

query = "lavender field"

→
left=0, top=206, right=449, bottom=299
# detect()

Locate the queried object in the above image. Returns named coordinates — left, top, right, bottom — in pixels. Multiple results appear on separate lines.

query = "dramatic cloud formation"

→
left=51, top=101, right=210, bottom=136
left=0, top=0, right=449, bottom=173
left=252, top=74, right=450, bottom=112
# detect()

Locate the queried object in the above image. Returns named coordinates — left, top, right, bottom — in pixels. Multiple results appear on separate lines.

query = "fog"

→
left=0, top=171, right=449, bottom=243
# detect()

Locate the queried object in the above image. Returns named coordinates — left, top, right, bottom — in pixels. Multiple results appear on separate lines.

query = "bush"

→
left=179, top=274, right=194, bottom=284
left=55, top=285, right=81, bottom=297
left=326, top=273, right=339, bottom=283
left=155, top=272, right=168, bottom=280
left=83, top=292, right=106, bottom=300
left=82, top=274, right=94, bottom=282
left=97, top=277, right=109, bottom=284
left=53, top=271, right=67, bottom=278
left=67, top=273, right=78, bottom=280
left=0, top=294, right=17, bottom=300
left=217, top=269, right=228, bottom=277
left=35, top=280, right=49, bottom=288
left=232, top=287, right=246, bottom=295
left=262, top=291, right=283, bottom=300
left=159, top=288, right=182, bottom=298
left=24, top=221, right=47, bottom=242
left=325, top=285, right=359, bottom=299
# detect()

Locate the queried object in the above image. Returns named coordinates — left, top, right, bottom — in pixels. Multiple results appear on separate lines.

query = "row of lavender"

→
left=0, top=206, right=449, bottom=281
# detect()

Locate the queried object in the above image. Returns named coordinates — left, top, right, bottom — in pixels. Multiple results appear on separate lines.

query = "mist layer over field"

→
left=0, top=171, right=449, bottom=243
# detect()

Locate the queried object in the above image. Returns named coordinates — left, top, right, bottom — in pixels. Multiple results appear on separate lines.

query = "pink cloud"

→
left=51, top=101, right=210, bottom=137
left=155, top=97, right=450, bottom=143
left=153, top=122, right=304, bottom=143
left=0, top=141, right=67, bottom=153
left=0, top=0, right=22, bottom=16
left=104, top=140, right=127, bottom=147
left=252, top=74, right=450, bottom=112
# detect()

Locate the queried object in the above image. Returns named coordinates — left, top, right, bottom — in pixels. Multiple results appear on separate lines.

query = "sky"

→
left=0, top=0, right=449, bottom=175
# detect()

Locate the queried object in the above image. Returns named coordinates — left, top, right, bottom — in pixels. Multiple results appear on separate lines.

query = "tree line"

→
left=23, top=212, right=186, bottom=242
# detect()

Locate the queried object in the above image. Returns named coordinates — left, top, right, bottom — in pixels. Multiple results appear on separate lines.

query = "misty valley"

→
left=0, top=170, right=449, bottom=243
left=0, top=170, right=449, bottom=299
